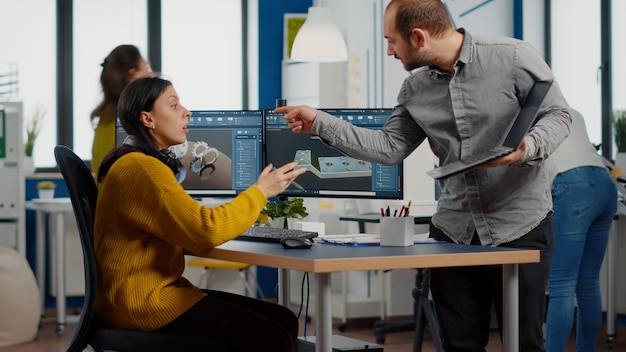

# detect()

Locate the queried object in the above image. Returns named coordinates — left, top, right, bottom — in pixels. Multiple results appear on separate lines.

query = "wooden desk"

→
left=202, top=240, right=539, bottom=352
left=25, top=197, right=74, bottom=336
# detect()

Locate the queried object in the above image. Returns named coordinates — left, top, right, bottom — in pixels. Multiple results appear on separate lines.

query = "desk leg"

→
left=278, top=268, right=290, bottom=306
left=315, top=273, right=332, bottom=352
left=53, top=212, right=66, bottom=336
left=35, top=211, right=46, bottom=325
left=502, top=264, right=519, bottom=352
left=606, top=221, right=617, bottom=347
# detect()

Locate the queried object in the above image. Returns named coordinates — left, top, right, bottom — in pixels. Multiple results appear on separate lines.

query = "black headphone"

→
left=122, top=135, right=185, bottom=183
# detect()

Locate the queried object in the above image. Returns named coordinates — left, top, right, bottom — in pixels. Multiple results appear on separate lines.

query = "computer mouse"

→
left=280, top=237, right=313, bottom=249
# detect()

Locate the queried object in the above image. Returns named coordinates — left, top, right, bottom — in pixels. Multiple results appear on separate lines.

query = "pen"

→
left=380, top=207, right=385, bottom=217
left=393, top=209, right=398, bottom=217
left=385, top=206, right=390, bottom=217
left=398, top=205, right=407, bottom=217
left=290, top=179, right=305, bottom=191
left=272, top=166, right=305, bottom=191
left=404, top=200, right=412, bottom=217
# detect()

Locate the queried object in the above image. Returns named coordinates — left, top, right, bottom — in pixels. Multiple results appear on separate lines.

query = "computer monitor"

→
left=264, top=108, right=403, bottom=199
left=116, top=110, right=264, bottom=198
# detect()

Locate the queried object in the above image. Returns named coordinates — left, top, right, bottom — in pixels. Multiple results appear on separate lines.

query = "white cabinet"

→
left=0, top=99, right=25, bottom=255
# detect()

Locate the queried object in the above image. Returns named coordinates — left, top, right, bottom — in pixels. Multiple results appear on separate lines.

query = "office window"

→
left=550, top=0, right=602, bottom=145
left=0, top=0, right=56, bottom=168
left=613, top=0, right=626, bottom=113
left=161, top=0, right=243, bottom=110
left=73, top=0, right=148, bottom=162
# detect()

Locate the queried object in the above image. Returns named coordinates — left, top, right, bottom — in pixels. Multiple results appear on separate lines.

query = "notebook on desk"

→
left=427, top=80, right=552, bottom=179
left=235, top=226, right=319, bottom=243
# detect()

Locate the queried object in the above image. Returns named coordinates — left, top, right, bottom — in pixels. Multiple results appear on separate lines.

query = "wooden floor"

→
left=3, top=309, right=625, bottom=351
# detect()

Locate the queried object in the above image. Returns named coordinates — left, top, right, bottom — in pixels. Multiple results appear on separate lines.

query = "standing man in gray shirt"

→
left=276, top=0, right=571, bottom=351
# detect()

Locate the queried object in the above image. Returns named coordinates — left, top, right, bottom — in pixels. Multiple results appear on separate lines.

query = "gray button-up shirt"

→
left=310, top=30, right=571, bottom=246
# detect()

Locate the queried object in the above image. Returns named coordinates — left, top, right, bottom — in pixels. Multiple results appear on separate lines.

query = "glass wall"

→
left=0, top=0, right=243, bottom=168
left=161, top=0, right=243, bottom=111
left=613, top=0, right=626, bottom=113
left=0, top=0, right=56, bottom=167
left=73, top=0, right=148, bottom=162
left=550, top=0, right=602, bottom=145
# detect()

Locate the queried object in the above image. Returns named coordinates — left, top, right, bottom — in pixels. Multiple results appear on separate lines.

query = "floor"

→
left=3, top=309, right=626, bottom=351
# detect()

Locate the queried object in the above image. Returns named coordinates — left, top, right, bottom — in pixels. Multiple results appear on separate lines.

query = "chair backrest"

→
left=53, top=145, right=99, bottom=352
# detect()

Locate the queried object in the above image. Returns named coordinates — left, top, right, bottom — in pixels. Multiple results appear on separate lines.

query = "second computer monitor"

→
left=264, top=108, right=403, bottom=199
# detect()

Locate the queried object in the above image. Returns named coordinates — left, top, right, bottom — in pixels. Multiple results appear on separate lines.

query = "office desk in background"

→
left=202, top=240, right=539, bottom=352
left=25, top=197, right=74, bottom=336
left=339, top=213, right=432, bottom=233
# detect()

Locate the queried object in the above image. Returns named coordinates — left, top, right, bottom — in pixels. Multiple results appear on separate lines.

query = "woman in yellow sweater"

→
left=95, top=76, right=305, bottom=351
left=91, top=44, right=152, bottom=177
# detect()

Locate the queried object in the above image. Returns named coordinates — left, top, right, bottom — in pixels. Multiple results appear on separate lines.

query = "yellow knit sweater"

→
left=94, top=152, right=267, bottom=331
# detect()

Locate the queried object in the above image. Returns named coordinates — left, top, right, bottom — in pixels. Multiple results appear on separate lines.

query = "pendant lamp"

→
left=290, top=6, right=348, bottom=62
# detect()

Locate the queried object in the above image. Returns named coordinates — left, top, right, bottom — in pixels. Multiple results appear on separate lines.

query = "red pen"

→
left=380, top=207, right=385, bottom=217
left=398, top=205, right=407, bottom=217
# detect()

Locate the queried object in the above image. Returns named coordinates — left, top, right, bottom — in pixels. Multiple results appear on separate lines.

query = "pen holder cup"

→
left=380, top=216, right=414, bottom=247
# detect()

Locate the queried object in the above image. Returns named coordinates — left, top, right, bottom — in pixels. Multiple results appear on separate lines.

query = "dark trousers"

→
left=155, top=289, right=298, bottom=352
left=429, top=215, right=554, bottom=352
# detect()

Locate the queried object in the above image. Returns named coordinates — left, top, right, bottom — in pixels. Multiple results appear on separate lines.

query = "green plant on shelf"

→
left=24, top=103, right=46, bottom=157
left=613, top=109, right=626, bottom=153
left=36, top=181, right=56, bottom=190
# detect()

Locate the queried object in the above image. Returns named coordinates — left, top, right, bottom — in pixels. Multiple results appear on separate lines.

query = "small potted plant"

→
left=37, top=181, right=57, bottom=199
left=255, top=197, right=308, bottom=228
left=23, top=104, right=46, bottom=175
left=614, top=109, right=626, bottom=169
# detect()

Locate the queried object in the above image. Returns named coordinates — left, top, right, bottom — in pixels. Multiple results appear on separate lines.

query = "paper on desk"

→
left=318, top=234, right=380, bottom=245
left=318, top=232, right=436, bottom=245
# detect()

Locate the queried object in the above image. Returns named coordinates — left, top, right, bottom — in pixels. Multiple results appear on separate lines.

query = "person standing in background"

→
left=91, top=44, right=152, bottom=177
left=544, top=108, right=617, bottom=351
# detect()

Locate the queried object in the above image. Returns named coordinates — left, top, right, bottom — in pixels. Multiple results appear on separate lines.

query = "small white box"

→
left=380, top=217, right=414, bottom=247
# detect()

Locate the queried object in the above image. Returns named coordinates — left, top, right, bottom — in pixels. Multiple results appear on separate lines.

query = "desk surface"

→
left=25, top=197, right=73, bottom=212
left=203, top=240, right=539, bottom=273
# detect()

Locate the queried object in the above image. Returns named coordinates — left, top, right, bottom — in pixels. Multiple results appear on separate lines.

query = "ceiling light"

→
left=290, top=6, right=348, bottom=63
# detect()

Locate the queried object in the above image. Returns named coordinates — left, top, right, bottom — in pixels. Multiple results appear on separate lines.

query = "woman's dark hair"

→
left=97, top=76, right=172, bottom=182
left=91, top=44, right=142, bottom=121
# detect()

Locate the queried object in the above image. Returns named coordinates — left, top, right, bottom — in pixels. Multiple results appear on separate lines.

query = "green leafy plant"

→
left=614, top=110, right=626, bottom=153
left=255, top=197, right=308, bottom=227
left=24, top=104, right=46, bottom=157
left=36, top=181, right=56, bottom=190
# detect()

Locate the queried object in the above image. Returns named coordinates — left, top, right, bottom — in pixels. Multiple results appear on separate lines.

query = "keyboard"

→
left=235, top=226, right=319, bottom=243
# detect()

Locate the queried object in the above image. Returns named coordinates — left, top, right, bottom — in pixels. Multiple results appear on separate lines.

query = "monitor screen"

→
left=264, top=108, right=403, bottom=199
left=116, top=110, right=264, bottom=198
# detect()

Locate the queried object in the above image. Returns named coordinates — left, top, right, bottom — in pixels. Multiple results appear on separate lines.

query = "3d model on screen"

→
left=168, top=140, right=232, bottom=189
left=294, top=150, right=371, bottom=178
left=190, top=141, right=220, bottom=179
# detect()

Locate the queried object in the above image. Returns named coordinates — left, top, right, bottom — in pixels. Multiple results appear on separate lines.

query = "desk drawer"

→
left=0, top=222, right=17, bottom=248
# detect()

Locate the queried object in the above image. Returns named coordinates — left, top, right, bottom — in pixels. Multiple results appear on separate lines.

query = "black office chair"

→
left=374, top=269, right=443, bottom=352
left=54, top=145, right=232, bottom=352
